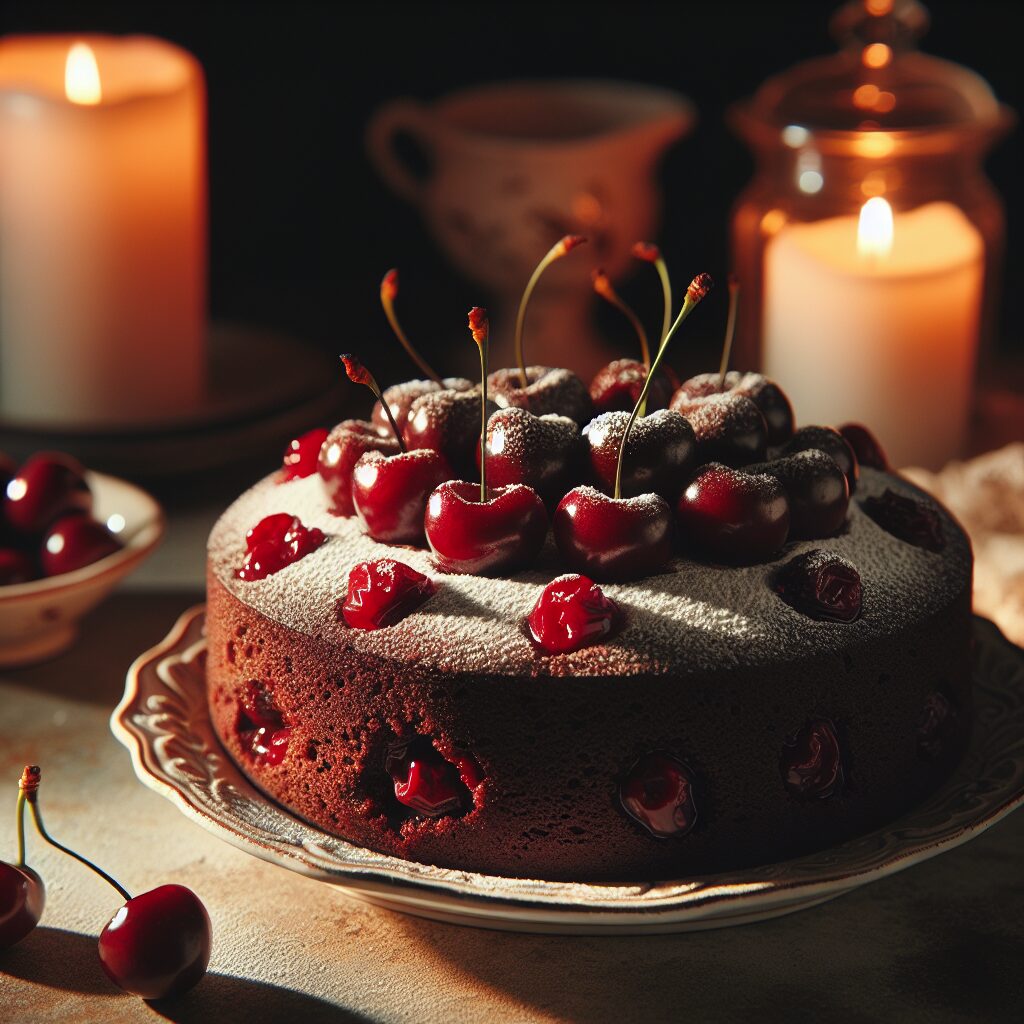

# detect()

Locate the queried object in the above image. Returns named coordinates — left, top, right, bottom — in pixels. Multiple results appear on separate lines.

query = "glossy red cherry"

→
left=4, top=452, right=92, bottom=534
left=236, top=513, right=325, bottom=581
left=40, top=514, right=122, bottom=576
left=403, top=387, right=495, bottom=477
left=672, top=371, right=794, bottom=446
left=671, top=392, right=768, bottom=467
left=784, top=426, right=859, bottom=494
left=589, top=358, right=674, bottom=415
left=526, top=574, right=619, bottom=654
left=584, top=408, right=696, bottom=501
left=0, top=863, right=44, bottom=949
left=0, top=547, right=37, bottom=585
left=98, top=884, right=212, bottom=1000
left=780, top=719, right=844, bottom=799
left=425, top=480, right=548, bottom=575
left=318, top=419, right=399, bottom=517
left=553, top=485, right=672, bottom=581
left=675, top=464, right=790, bottom=564
left=479, top=407, right=580, bottom=507
left=373, top=377, right=473, bottom=435
left=839, top=423, right=889, bottom=472
left=280, top=427, right=329, bottom=481
left=773, top=549, right=862, bottom=622
left=746, top=449, right=849, bottom=539
left=341, top=559, right=436, bottom=630
left=862, top=488, right=945, bottom=551
left=351, top=448, right=453, bottom=544
left=619, top=751, right=698, bottom=839
left=235, top=679, right=290, bottom=765
left=385, top=738, right=474, bottom=818
left=487, top=366, right=593, bottom=424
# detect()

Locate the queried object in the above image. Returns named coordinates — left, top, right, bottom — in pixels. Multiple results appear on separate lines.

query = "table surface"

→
left=3, top=530, right=1024, bottom=1022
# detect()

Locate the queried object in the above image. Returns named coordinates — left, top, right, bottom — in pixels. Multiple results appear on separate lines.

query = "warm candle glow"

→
left=857, top=196, right=894, bottom=259
left=862, top=43, right=892, bottom=69
left=65, top=42, right=101, bottom=105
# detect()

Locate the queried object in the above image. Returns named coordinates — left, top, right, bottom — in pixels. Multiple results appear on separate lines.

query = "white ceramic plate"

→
left=112, top=609, right=1024, bottom=934
left=0, top=471, right=164, bottom=666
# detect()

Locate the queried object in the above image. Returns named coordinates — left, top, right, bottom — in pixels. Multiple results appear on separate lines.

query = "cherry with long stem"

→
left=21, top=765, right=131, bottom=901
left=380, top=269, right=442, bottom=383
left=341, top=354, right=406, bottom=452
left=592, top=268, right=650, bottom=367
left=718, top=274, right=740, bottom=389
left=468, top=307, right=489, bottom=503
left=614, top=273, right=714, bottom=500
left=514, top=235, right=587, bottom=387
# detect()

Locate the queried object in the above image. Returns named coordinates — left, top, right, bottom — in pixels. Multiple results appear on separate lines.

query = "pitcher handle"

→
left=366, top=99, right=436, bottom=205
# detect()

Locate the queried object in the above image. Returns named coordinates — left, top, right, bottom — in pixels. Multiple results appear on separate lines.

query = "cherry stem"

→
left=469, top=307, right=489, bottom=502
left=718, top=275, right=740, bottom=389
left=21, top=765, right=132, bottom=902
left=380, top=269, right=442, bottom=384
left=514, top=235, right=587, bottom=388
left=632, top=243, right=673, bottom=418
left=614, top=273, right=714, bottom=500
left=340, top=354, right=406, bottom=451
left=15, top=790, right=27, bottom=867
left=592, top=269, right=650, bottom=367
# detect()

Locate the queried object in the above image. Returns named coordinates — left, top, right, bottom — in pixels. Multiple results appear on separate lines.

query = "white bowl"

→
left=0, top=471, right=164, bottom=666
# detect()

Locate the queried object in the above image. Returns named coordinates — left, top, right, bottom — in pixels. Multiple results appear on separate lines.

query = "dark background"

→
left=3, top=0, right=1021, bottom=384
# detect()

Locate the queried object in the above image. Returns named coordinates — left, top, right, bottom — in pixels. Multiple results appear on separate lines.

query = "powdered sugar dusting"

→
left=208, top=468, right=970, bottom=678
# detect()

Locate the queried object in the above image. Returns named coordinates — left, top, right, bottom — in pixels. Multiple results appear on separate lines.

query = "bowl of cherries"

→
left=0, top=451, right=164, bottom=666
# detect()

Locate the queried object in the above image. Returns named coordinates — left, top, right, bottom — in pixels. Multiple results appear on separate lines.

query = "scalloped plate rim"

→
left=111, top=605, right=1024, bottom=933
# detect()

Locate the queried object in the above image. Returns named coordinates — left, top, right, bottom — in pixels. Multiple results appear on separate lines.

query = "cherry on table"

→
left=40, top=514, right=123, bottom=576
left=746, top=449, right=849, bottom=539
left=479, top=407, right=581, bottom=508
left=318, top=419, right=400, bottom=517
left=98, top=884, right=212, bottom=1001
left=425, top=479, right=548, bottom=575
left=341, top=559, right=436, bottom=630
left=526, top=574, right=619, bottom=654
left=619, top=751, right=698, bottom=839
left=676, top=463, right=790, bottom=564
left=671, top=391, right=769, bottom=468
left=0, top=862, right=44, bottom=949
left=784, top=426, right=859, bottom=494
left=352, top=448, right=453, bottom=544
left=553, top=486, right=673, bottom=582
left=4, top=452, right=92, bottom=534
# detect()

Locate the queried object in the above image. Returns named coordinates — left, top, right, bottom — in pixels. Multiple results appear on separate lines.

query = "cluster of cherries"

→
left=0, top=451, right=123, bottom=585
left=0, top=766, right=211, bottom=1000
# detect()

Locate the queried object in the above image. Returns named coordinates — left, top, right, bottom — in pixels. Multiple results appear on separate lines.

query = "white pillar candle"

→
left=0, top=34, right=206, bottom=428
left=763, top=199, right=983, bottom=470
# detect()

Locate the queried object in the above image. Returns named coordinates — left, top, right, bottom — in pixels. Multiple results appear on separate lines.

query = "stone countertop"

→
left=1, top=591, right=1022, bottom=1023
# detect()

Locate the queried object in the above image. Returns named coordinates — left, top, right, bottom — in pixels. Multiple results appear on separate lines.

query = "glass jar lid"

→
left=738, top=0, right=1005, bottom=135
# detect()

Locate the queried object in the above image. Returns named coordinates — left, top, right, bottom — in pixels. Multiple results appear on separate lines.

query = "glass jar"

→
left=729, top=0, right=1012, bottom=469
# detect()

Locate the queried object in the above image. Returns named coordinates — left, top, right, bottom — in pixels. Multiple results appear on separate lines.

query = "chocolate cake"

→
left=205, top=464, right=972, bottom=882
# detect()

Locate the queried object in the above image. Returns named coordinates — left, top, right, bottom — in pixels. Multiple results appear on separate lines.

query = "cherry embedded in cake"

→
left=773, top=549, right=863, bottom=623
left=341, top=559, right=436, bottom=630
left=236, top=513, right=325, bottom=581
left=862, top=488, right=945, bottom=552
left=780, top=719, right=844, bottom=799
left=526, top=574, right=619, bottom=654
left=619, top=751, right=698, bottom=839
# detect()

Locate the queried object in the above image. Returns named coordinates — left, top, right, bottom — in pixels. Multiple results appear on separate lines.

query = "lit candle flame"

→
left=65, top=43, right=102, bottom=105
left=857, top=196, right=894, bottom=259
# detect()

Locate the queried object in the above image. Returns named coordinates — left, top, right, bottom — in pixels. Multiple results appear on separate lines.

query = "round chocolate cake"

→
left=206, top=464, right=972, bottom=882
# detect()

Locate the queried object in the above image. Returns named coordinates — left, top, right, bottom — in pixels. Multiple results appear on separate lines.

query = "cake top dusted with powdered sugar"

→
left=208, top=468, right=971, bottom=678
